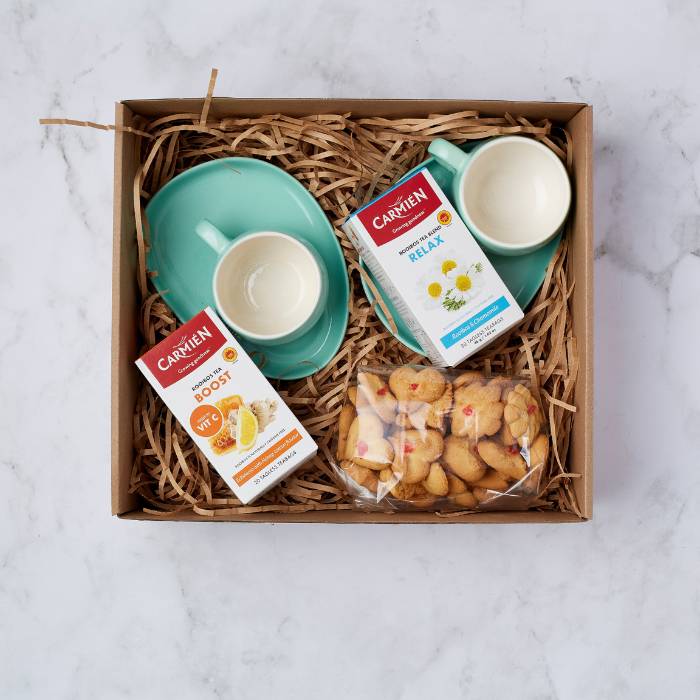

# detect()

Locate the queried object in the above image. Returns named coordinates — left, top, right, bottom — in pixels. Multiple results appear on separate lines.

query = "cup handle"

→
left=427, top=138, right=470, bottom=174
left=195, top=219, right=230, bottom=255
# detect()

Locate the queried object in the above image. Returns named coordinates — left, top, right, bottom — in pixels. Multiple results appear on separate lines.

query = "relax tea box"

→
left=136, top=307, right=317, bottom=504
left=343, top=168, right=524, bottom=366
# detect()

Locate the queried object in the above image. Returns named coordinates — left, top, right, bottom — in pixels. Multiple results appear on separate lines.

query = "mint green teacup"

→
left=428, top=136, right=571, bottom=256
left=196, top=220, right=328, bottom=346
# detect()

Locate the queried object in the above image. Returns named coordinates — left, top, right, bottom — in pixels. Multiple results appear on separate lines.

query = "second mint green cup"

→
left=428, top=136, right=571, bottom=256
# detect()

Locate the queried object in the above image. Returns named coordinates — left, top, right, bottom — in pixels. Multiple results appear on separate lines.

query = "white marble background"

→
left=1, top=0, right=699, bottom=697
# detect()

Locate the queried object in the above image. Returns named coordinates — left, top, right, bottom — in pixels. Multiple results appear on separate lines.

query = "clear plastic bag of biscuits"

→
left=332, top=364, right=551, bottom=512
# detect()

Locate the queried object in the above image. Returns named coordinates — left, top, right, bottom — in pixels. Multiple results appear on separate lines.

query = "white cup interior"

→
left=461, top=138, right=570, bottom=248
left=214, top=232, right=322, bottom=340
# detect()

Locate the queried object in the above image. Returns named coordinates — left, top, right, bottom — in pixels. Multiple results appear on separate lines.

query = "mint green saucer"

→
left=360, top=148, right=561, bottom=355
left=146, top=157, right=349, bottom=380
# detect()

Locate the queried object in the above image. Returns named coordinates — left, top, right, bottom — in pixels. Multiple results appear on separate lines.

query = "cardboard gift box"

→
left=111, top=98, right=593, bottom=523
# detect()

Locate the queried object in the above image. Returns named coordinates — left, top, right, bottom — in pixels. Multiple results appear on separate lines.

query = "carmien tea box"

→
left=343, top=168, right=523, bottom=367
left=135, top=307, right=317, bottom=504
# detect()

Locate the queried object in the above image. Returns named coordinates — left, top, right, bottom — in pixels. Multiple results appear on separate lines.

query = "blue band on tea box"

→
left=440, top=296, right=511, bottom=349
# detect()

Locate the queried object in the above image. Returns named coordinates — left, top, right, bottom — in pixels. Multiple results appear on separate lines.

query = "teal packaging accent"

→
left=440, top=296, right=510, bottom=349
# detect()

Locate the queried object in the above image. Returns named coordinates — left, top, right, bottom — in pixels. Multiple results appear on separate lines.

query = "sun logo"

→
left=222, top=347, right=238, bottom=362
left=437, top=210, right=452, bottom=226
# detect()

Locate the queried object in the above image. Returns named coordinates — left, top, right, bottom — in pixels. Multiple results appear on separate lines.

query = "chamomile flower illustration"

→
left=440, top=258, right=458, bottom=276
left=442, top=261, right=484, bottom=310
left=425, top=279, right=444, bottom=308
left=416, top=256, right=461, bottom=309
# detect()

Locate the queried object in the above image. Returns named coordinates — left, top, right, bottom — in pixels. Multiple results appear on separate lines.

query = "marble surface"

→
left=2, top=0, right=699, bottom=697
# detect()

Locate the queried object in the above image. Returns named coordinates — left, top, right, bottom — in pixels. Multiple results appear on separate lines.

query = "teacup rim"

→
left=459, top=135, right=572, bottom=253
left=212, top=230, right=325, bottom=342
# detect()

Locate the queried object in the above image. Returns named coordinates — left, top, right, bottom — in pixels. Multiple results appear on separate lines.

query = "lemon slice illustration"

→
left=236, top=406, right=259, bottom=451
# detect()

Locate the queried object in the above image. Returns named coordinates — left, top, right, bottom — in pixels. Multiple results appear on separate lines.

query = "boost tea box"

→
left=343, top=168, right=524, bottom=366
left=136, top=307, right=317, bottom=504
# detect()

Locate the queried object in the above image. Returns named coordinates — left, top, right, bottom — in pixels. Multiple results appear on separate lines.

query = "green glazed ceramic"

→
left=146, top=157, right=349, bottom=380
left=360, top=147, right=560, bottom=355
left=428, top=137, right=571, bottom=256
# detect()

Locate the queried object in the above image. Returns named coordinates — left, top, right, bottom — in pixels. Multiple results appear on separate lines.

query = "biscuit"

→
left=521, top=433, right=550, bottom=494
left=451, top=490, right=478, bottom=508
left=528, top=433, right=549, bottom=469
left=390, top=480, right=418, bottom=500
left=442, top=435, right=486, bottom=483
left=444, top=474, right=477, bottom=507
left=409, top=381, right=453, bottom=433
left=446, top=472, right=468, bottom=495
left=453, top=370, right=484, bottom=389
left=389, top=367, right=446, bottom=412
left=379, top=467, right=394, bottom=482
left=422, top=461, right=449, bottom=496
left=336, top=403, right=356, bottom=461
left=487, top=376, right=515, bottom=401
left=357, top=371, right=397, bottom=423
left=503, top=383, right=543, bottom=447
left=476, top=440, right=527, bottom=481
left=500, top=419, right=517, bottom=447
left=473, top=487, right=491, bottom=504
left=407, top=483, right=437, bottom=507
left=341, top=369, right=545, bottom=512
left=340, top=460, right=379, bottom=493
left=471, top=468, right=510, bottom=492
left=390, top=428, right=444, bottom=484
left=345, top=414, right=393, bottom=470
left=451, top=382, right=503, bottom=439
left=348, top=384, right=377, bottom=416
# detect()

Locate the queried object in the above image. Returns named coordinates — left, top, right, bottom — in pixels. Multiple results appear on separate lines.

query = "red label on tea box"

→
left=140, top=310, right=227, bottom=388
left=356, top=171, right=442, bottom=246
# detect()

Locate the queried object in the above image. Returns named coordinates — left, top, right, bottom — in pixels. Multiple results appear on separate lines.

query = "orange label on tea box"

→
left=233, top=429, right=303, bottom=486
left=189, top=404, right=224, bottom=438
